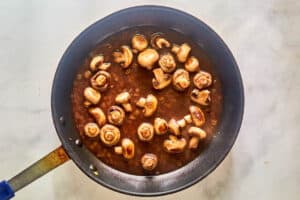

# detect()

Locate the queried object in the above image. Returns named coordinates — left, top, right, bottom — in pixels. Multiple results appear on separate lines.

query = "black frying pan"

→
left=0, top=5, right=244, bottom=199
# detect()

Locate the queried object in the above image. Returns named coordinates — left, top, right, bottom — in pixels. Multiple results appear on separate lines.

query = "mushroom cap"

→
left=121, top=138, right=135, bottom=159
left=84, top=122, right=100, bottom=137
left=172, top=69, right=191, bottom=91
left=137, top=48, right=159, bottom=70
left=193, top=71, right=212, bottom=90
left=154, top=117, right=168, bottom=135
left=107, top=105, right=125, bottom=126
left=83, top=87, right=101, bottom=104
left=132, top=34, right=148, bottom=51
left=141, top=153, right=158, bottom=171
left=188, top=126, right=207, bottom=139
left=144, top=94, right=158, bottom=117
left=137, top=122, right=154, bottom=142
left=189, top=105, right=206, bottom=127
left=90, top=71, right=111, bottom=92
left=152, top=68, right=172, bottom=90
left=163, top=135, right=187, bottom=153
left=88, top=107, right=106, bottom=127
left=168, top=118, right=180, bottom=135
left=90, top=55, right=104, bottom=71
left=113, top=45, right=133, bottom=68
left=115, top=92, right=130, bottom=104
left=185, top=56, right=199, bottom=72
left=100, top=124, right=121, bottom=146
left=172, top=43, right=191, bottom=63
left=158, top=53, right=176, bottom=73
left=190, top=89, right=211, bottom=106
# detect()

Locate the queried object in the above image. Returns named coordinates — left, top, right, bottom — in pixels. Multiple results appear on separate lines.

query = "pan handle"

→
left=0, top=146, right=69, bottom=200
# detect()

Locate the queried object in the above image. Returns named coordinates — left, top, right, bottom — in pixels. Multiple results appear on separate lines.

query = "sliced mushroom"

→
left=171, top=43, right=191, bottom=63
left=136, top=94, right=158, bottom=117
left=100, top=124, right=120, bottom=146
left=193, top=71, right=212, bottom=89
left=137, top=122, right=154, bottom=142
left=154, top=117, right=168, bottom=135
left=137, top=48, right=159, bottom=70
left=107, top=106, right=125, bottom=126
left=172, top=69, right=191, bottom=91
left=168, top=118, right=180, bottom=136
left=88, top=107, right=106, bottom=127
left=189, top=105, right=205, bottom=127
left=191, top=89, right=211, bottom=106
left=83, top=87, right=101, bottom=105
left=121, top=138, right=135, bottom=159
left=113, top=46, right=133, bottom=68
left=132, top=34, right=148, bottom=52
left=84, top=122, right=100, bottom=137
left=141, top=153, right=158, bottom=171
left=90, top=55, right=111, bottom=71
left=185, top=56, right=199, bottom=72
left=152, top=68, right=172, bottom=90
left=115, top=92, right=132, bottom=112
left=90, top=71, right=111, bottom=92
left=158, top=52, right=176, bottom=73
left=188, top=126, right=207, bottom=149
left=163, top=135, right=187, bottom=153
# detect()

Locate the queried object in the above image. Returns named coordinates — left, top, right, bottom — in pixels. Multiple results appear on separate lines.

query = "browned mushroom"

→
left=163, top=135, right=187, bottom=153
left=107, top=106, right=125, bottom=126
left=152, top=68, right=172, bottom=90
left=150, top=33, right=171, bottom=49
left=132, top=34, right=148, bottom=52
left=115, top=92, right=132, bottom=112
left=90, top=55, right=111, bottom=71
left=189, top=105, right=205, bottom=127
left=171, top=43, right=191, bottom=63
left=137, top=123, right=154, bottom=142
left=136, top=94, right=158, bottom=117
left=83, top=87, right=101, bottom=105
left=185, top=56, right=199, bottom=72
left=158, top=52, right=176, bottom=73
left=121, top=138, right=135, bottom=159
left=193, top=71, right=212, bottom=89
left=113, top=46, right=133, bottom=68
left=172, top=69, right=191, bottom=91
left=100, top=124, right=121, bottom=146
left=188, top=126, right=207, bottom=149
left=137, top=48, right=159, bottom=70
left=168, top=118, right=180, bottom=136
left=84, top=122, right=100, bottom=137
left=90, top=71, right=111, bottom=92
left=154, top=117, right=168, bottom=135
left=141, top=153, right=158, bottom=171
left=190, top=89, right=211, bottom=106
left=88, top=107, right=106, bottom=127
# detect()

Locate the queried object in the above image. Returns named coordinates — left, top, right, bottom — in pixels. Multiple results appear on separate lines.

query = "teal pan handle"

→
left=0, top=146, right=69, bottom=200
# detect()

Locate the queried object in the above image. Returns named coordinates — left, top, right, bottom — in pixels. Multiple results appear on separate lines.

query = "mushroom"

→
left=141, top=153, right=158, bottom=171
left=152, top=68, right=172, bottom=90
left=137, top=48, right=159, bottom=70
left=177, top=119, right=187, bottom=128
left=83, top=101, right=92, bottom=108
left=190, top=89, right=211, bottom=106
left=83, top=87, right=101, bottom=105
left=171, top=43, right=191, bottom=63
left=150, top=33, right=171, bottom=49
left=89, top=55, right=111, bottom=71
left=107, top=106, right=125, bottom=126
left=84, top=122, right=100, bottom=137
left=184, top=114, right=192, bottom=124
left=100, top=124, right=121, bottom=146
left=90, top=71, right=111, bottom=92
left=188, top=126, right=207, bottom=149
left=158, top=52, right=176, bottom=73
left=114, top=146, right=123, bottom=155
left=113, top=45, right=133, bottom=68
left=121, top=138, right=135, bottom=159
left=132, top=34, right=148, bottom=52
left=172, top=69, right=191, bottom=91
left=163, top=135, right=187, bottom=153
left=154, top=117, right=168, bottom=135
left=189, top=105, right=205, bottom=127
left=88, top=107, right=106, bottom=127
left=137, top=122, right=154, bottom=142
left=168, top=118, right=180, bottom=136
left=193, top=71, right=212, bottom=89
left=115, top=92, right=132, bottom=112
left=136, top=94, right=158, bottom=117
left=185, top=56, right=199, bottom=72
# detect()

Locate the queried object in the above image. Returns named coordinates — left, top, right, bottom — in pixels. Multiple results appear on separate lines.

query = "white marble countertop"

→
left=0, top=0, right=299, bottom=199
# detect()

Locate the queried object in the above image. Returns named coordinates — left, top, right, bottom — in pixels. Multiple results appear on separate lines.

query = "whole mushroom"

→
left=88, top=107, right=106, bottom=127
left=172, top=69, right=191, bottom=91
left=137, top=48, right=159, bottom=70
left=90, top=55, right=111, bottom=71
left=141, top=153, right=158, bottom=171
left=136, top=94, right=158, bottom=117
left=84, top=122, right=100, bottom=137
left=193, top=71, right=212, bottom=89
left=100, top=124, right=121, bottom=146
left=113, top=46, right=133, bottom=68
left=83, top=87, right=101, bottom=105
left=115, top=92, right=132, bottom=112
left=107, top=106, right=125, bottom=126
left=132, top=34, right=148, bottom=52
left=154, top=117, right=168, bottom=135
left=152, top=68, right=172, bottom=90
left=163, top=135, right=187, bottom=153
left=190, top=89, right=211, bottom=106
left=185, top=56, right=199, bottom=72
left=137, top=122, right=154, bottom=142
left=189, top=105, right=205, bottom=127
left=188, top=126, right=207, bottom=149
left=90, top=71, right=111, bottom=92
left=158, top=52, right=176, bottom=73
left=171, top=43, right=191, bottom=63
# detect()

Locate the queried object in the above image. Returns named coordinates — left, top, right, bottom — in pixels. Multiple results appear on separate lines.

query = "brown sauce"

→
left=71, top=26, right=222, bottom=175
